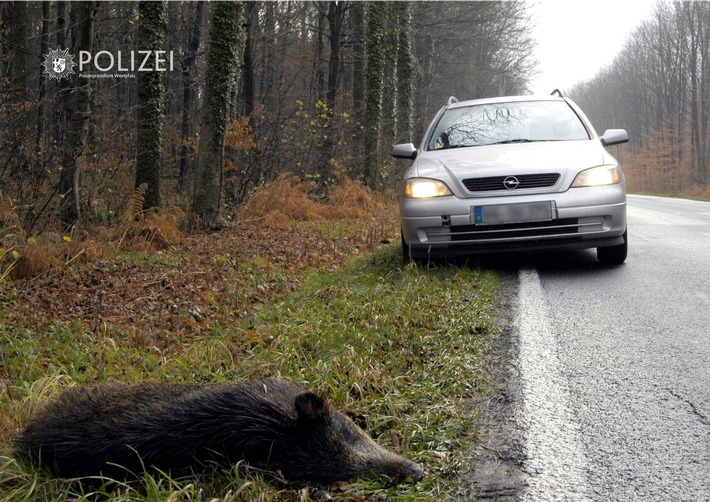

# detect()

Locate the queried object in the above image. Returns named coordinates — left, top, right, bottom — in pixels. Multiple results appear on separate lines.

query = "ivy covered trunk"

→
left=394, top=2, right=414, bottom=145
left=135, top=0, right=167, bottom=210
left=363, top=2, right=386, bottom=189
left=190, top=1, right=242, bottom=229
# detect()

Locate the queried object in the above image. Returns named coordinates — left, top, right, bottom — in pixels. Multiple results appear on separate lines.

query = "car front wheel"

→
left=597, top=230, right=627, bottom=265
left=401, top=231, right=411, bottom=262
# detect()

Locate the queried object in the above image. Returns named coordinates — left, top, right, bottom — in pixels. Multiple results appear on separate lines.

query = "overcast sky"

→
left=529, top=0, right=659, bottom=95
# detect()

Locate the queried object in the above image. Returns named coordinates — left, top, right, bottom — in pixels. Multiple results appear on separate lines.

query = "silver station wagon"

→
left=394, top=93, right=629, bottom=264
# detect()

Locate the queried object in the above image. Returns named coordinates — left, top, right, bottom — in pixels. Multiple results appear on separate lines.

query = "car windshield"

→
left=428, top=100, right=590, bottom=150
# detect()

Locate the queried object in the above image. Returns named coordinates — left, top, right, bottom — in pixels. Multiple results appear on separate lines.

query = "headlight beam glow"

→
left=404, top=178, right=453, bottom=198
left=571, top=165, right=623, bottom=187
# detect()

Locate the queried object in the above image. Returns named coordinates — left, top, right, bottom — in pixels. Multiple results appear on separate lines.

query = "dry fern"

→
left=239, top=173, right=326, bottom=226
left=327, top=177, right=382, bottom=220
left=116, top=208, right=183, bottom=252
left=238, top=174, right=387, bottom=227
left=124, top=183, right=148, bottom=222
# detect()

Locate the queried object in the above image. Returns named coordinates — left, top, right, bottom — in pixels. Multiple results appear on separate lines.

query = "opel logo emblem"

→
left=503, top=176, right=520, bottom=189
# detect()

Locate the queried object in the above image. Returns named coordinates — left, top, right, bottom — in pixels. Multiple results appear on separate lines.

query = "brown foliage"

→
left=684, top=184, right=710, bottom=198
left=0, top=193, right=183, bottom=280
left=0, top=197, right=22, bottom=236
left=0, top=172, right=398, bottom=357
left=327, top=176, right=384, bottom=219
left=621, top=128, right=691, bottom=194
left=124, top=183, right=149, bottom=222
left=114, top=183, right=185, bottom=252
left=225, top=114, right=258, bottom=152
left=239, top=173, right=325, bottom=226
left=1, top=175, right=388, bottom=282
left=1, top=218, right=398, bottom=350
left=239, top=173, right=387, bottom=226
left=113, top=210, right=183, bottom=252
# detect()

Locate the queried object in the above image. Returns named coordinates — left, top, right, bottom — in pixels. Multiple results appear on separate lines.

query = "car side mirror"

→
left=392, top=143, right=418, bottom=160
left=600, top=129, right=629, bottom=147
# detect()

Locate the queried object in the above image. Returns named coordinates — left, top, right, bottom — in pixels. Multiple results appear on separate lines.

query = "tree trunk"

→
left=37, top=1, right=51, bottom=152
left=351, top=2, right=365, bottom=126
left=312, top=3, right=326, bottom=104
left=394, top=2, right=414, bottom=144
left=317, top=1, right=346, bottom=184
left=0, top=2, right=28, bottom=102
left=190, top=1, right=242, bottom=230
left=350, top=1, right=365, bottom=169
left=239, top=2, right=257, bottom=118
left=0, top=1, right=29, bottom=178
left=59, top=1, right=95, bottom=233
left=135, top=0, right=168, bottom=210
left=178, top=1, right=204, bottom=193
left=260, top=3, right=276, bottom=109
left=363, top=2, right=387, bottom=188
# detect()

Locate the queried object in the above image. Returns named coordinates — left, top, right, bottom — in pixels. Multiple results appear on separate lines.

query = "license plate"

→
left=473, top=201, right=552, bottom=225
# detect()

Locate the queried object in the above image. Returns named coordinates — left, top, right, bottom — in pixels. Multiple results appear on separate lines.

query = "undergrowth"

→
left=0, top=245, right=500, bottom=501
left=238, top=172, right=386, bottom=226
left=0, top=174, right=389, bottom=282
left=1, top=175, right=499, bottom=500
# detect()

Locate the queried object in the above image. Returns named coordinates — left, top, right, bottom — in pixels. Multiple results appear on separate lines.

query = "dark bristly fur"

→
left=12, top=379, right=424, bottom=486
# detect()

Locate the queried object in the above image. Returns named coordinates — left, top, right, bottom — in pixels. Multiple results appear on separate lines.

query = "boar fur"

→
left=13, top=378, right=424, bottom=486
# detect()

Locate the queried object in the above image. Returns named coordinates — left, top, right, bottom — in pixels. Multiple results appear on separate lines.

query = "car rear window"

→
left=428, top=100, right=590, bottom=150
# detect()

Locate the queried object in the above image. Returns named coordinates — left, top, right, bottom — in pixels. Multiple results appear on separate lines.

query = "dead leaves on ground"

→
left=1, top=221, right=395, bottom=351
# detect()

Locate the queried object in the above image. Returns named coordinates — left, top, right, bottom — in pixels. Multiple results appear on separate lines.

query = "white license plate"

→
left=473, top=201, right=552, bottom=225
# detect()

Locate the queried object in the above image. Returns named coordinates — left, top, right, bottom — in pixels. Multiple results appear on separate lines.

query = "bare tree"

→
left=394, top=2, right=415, bottom=145
left=190, top=1, right=242, bottom=229
left=571, top=1, right=710, bottom=193
left=135, top=0, right=168, bottom=210
left=363, top=2, right=387, bottom=188
left=316, top=1, right=347, bottom=184
left=177, top=1, right=205, bottom=193
left=58, top=1, right=95, bottom=233
left=0, top=0, right=540, bottom=233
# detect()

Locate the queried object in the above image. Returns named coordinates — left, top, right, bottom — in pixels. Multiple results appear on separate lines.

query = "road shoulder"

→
left=460, top=271, right=528, bottom=500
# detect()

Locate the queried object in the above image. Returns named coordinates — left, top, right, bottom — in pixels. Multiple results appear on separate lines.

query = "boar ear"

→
left=295, top=392, right=330, bottom=421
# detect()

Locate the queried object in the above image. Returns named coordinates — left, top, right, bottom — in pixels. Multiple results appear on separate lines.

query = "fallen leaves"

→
left=1, top=219, right=397, bottom=353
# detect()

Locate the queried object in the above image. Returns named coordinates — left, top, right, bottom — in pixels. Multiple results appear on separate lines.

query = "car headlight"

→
left=404, top=178, right=453, bottom=198
left=571, top=165, right=623, bottom=187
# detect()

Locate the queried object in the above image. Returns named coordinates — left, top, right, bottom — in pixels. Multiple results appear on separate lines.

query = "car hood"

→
left=412, top=140, right=610, bottom=181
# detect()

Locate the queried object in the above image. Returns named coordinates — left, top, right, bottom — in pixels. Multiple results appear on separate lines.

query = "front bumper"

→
left=400, top=184, right=627, bottom=257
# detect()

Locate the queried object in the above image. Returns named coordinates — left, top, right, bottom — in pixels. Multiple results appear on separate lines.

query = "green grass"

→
left=1, top=246, right=501, bottom=501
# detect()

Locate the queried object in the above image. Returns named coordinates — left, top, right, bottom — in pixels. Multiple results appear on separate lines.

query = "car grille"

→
left=462, top=173, right=560, bottom=192
left=450, top=218, right=579, bottom=241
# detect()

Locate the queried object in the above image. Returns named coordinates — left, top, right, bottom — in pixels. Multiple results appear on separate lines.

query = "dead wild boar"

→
left=12, top=378, right=424, bottom=486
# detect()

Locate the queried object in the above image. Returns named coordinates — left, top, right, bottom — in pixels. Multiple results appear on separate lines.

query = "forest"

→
left=0, top=1, right=535, bottom=238
left=4, top=0, right=707, bottom=241
left=570, top=1, right=710, bottom=197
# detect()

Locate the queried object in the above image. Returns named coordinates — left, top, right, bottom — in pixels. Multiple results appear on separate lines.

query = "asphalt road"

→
left=515, top=194, right=710, bottom=501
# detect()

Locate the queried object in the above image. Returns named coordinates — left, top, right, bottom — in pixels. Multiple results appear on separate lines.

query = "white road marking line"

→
left=517, top=268, right=591, bottom=500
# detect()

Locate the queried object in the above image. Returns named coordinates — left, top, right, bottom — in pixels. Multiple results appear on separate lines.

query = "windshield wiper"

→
left=435, top=144, right=473, bottom=151
left=489, top=138, right=535, bottom=145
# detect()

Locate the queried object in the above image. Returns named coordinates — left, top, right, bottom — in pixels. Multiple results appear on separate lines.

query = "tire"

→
left=597, top=230, right=627, bottom=265
left=401, top=231, right=411, bottom=262
left=401, top=231, right=428, bottom=264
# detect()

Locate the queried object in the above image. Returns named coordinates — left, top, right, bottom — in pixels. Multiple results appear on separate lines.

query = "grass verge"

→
left=1, top=245, right=500, bottom=501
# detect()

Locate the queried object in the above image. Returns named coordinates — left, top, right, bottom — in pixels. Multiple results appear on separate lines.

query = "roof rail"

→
left=447, top=96, right=459, bottom=105
left=550, top=89, right=563, bottom=97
